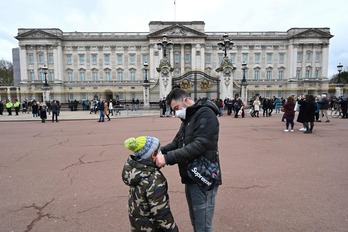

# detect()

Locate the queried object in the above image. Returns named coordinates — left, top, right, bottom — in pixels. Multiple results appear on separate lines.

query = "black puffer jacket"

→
left=161, top=98, right=222, bottom=185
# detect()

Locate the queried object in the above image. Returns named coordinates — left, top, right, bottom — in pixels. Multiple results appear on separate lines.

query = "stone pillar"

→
left=335, top=85, right=343, bottom=98
left=157, top=57, right=174, bottom=99
left=7, top=87, right=11, bottom=101
left=16, top=87, right=20, bottom=102
left=216, top=57, right=235, bottom=99
left=241, top=85, right=248, bottom=104
left=143, top=83, right=150, bottom=109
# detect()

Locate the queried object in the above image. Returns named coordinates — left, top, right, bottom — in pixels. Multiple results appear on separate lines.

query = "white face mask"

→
left=176, top=107, right=186, bottom=119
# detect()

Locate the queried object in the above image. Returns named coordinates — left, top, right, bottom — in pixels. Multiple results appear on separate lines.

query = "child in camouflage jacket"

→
left=122, top=136, right=179, bottom=232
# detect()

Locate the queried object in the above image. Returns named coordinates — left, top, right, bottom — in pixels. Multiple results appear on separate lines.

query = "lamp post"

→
left=337, top=63, right=343, bottom=84
left=41, top=65, right=51, bottom=103
left=336, top=63, right=344, bottom=98
left=143, top=62, right=150, bottom=109
left=42, top=66, right=49, bottom=87
left=157, top=33, right=173, bottom=58
left=218, top=33, right=234, bottom=58
left=241, top=62, right=248, bottom=103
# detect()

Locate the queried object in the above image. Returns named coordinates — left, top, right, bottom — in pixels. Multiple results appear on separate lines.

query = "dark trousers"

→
left=7, top=108, right=12, bottom=115
left=285, top=118, right=294, bottom=129
left=52, top=112, right=58, bottom=122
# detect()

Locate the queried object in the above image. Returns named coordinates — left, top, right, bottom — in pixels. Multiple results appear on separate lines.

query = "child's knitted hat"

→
left=124, top=136, right=160, bottom=159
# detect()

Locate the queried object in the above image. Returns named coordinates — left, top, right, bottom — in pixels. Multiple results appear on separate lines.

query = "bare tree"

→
left=0, top=59, right=14, bottom=86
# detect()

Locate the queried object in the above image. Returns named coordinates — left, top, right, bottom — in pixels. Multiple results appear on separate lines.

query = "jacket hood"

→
left=185, top=98, right=219, bottom=120
left=122, top=155, right=157, bottom=187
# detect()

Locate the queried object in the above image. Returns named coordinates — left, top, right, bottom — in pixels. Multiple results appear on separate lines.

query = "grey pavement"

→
left=0, top=108, right=161, bottom=122
left=0, top=112, right=347, bottom=232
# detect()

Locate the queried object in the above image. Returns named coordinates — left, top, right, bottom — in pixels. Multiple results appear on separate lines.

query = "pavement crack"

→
left=77, top=201, right=113, bottom=214
left=98, top=150, right=105, bottom=156
left=61, top=154, right=113, bottom=171
left=32, top=133, right=40, bottom=137
left=9, top=199, right=57, bottom=232
left=16, top=153, right=29, bottom=162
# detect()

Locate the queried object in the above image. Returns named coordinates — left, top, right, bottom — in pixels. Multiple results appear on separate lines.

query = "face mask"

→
left=176, top=107, right=186, bottom=119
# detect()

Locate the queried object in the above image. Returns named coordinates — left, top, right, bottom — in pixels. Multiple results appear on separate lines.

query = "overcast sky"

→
left=1, top=0, right=347, bottom=77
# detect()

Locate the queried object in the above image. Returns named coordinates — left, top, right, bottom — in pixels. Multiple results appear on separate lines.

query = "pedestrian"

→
left=104, top=100, right=111, bottom=121
left=302, top=95, right=317, bottom=134
left=156, top=88, right=221, bottom=232
left=282, top=96, right=295, bottom=132
left=317, top=94, right=330, bottom=122
left=13, top=99, right=20, bottom=116
left=253, top=97, right=261, bottom=118
left=296, top=95, right=307, bottom=132
left=0, top=100, right=4, bottom=115
left=32, top=100, right=39, bottom=117
left=122, top=136, right=179, bottom=232
left=50, top=100, right=59, bottom=122
left=108, top=99, right=114, bottom=116
left=40, top=104, right=47, bottom=123
left=98, top=99, right=105, bottom=122
left=6, top=99, right=13, bottom=116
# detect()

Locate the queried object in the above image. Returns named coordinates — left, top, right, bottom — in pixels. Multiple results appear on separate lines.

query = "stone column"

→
left=216, top=57, right=235, bottom=99
left=143, top=83, right=150, bottom=109
left=7, top=87, right=11, bottom=100
left=157, top=58, right=174, bottom=99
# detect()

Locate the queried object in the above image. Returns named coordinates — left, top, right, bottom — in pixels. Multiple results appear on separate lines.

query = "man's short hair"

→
left=166, top=88, right=189, bottom=106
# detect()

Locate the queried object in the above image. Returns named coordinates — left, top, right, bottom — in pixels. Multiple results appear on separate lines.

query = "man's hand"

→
left=156, top=153, right=167, bottom=168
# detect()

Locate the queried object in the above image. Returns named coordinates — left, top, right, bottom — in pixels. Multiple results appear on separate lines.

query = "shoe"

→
left=299, top=128, right=306, bottom=131
left=284, top=129, right=289, bottom=132
left=317, top=120, right=321, bottom=122
left=325, top=120, right=330, bottom=122
left=304, top=130, right=312, bottom=134
left=290, top=129, right=294, bottom=132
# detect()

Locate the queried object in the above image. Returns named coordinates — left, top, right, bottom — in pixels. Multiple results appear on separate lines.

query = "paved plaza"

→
left=0, top=111, right=347, bottom=232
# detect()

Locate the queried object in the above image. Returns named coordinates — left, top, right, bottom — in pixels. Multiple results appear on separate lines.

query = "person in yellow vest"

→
left=6, top=99, right=13, bottom=116
left=14, top=99, right=20, bottom=116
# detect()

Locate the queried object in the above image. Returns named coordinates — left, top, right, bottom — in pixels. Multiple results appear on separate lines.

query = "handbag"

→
left=186, top=155, right=220, bottom=191
left=238, top=109, right=242, bottom=116
left=281, top=106, right=285, bottom=112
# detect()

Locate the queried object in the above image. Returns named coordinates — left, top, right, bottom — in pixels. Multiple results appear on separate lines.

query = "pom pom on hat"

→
left=124, top=136, right=160, bottom=159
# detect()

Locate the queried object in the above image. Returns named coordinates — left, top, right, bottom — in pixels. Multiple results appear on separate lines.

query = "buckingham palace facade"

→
left=14, top=21, right=333, bottom=104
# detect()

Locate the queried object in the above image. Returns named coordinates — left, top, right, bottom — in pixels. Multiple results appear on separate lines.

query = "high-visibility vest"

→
left=6, top=102, right=13, bottom=108
left=14, top=102, right=20, bottom=107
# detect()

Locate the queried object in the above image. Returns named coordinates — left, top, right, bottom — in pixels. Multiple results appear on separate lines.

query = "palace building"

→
left=13, top=21, right=333, bottom=105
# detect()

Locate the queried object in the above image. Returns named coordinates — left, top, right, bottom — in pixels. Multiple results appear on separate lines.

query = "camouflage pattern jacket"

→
left=122, top=155, right=179, bottom=232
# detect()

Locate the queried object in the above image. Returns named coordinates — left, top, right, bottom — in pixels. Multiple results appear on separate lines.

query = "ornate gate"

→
left=172, top=71, right=220, bottom=100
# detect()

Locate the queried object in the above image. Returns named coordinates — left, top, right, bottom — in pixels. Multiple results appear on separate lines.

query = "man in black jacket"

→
left=156, top=88, right=222, bottom=232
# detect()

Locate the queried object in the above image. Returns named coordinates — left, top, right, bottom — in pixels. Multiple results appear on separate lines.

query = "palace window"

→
left=254, top=53, right=260, bottom=63
left=130, top=69, right=136, bottom=81
left=254, top=70, right=259, bottom=80
left=117, top=54, right=123, bottom=64
left=306, top=52, right=311, bottom=62
left=80, top=71, right=85, bottom=81
left=49, top=71, right=54, bottom=81
left=48, top=54, right=54, bottom=64
left=92, top=54, right=98, bottom=64
left=93, top=71, right=98, bottom=81
left=142, top=54, right=148, bottom=63
left=38, top=54, right=44, bottom=64
left=185, top=53, right=190, bottom=63
left=129, top=54, right=135, bottom=64
left=67, top=54, right=72, bottom=65
left=79, top=54, right=85, bottom=64
left=117, top=70, right=123, bottom=81
left=266, top=69, right=272, bottom=80
left=105, top=71, right=111, bottom=81
left=104, top=54, right=110, bottom=64
left=175, top=53, right=180, bottom=63
left=267, top=53, right=273, bottom=63
left=297, top=52, right=302, bottom=62
left=296, top=69, right=301, bottom=80
left=218, top=54, right=223, bottom=64
left=28, top=54, right=34, bottom=64
left=230, top=53, right=236, bottom=63
left=278, top=70, right=284, bottom=80
left=242, top=53, right=248, bottom=62
left=68, top=71, right=73, bottom=81
left=279, top=53, right=285, bottom=63
left=315, top=52, right=321, bottom=62
left=205, top=53, right=211, bottom=64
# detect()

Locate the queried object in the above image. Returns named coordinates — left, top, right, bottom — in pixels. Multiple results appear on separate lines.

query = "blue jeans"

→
left=99, top=110, right=105, bottom=121
left=185, top=183, right=218, bottom=232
